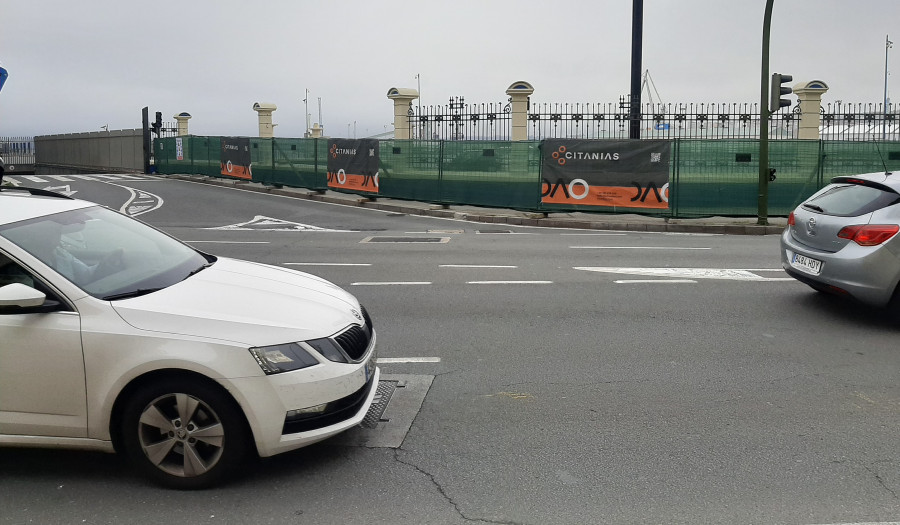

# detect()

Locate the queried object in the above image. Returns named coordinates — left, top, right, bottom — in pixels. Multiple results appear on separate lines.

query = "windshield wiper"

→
left=102, top=288, right=164, bottom=301
left=183, top=262, right=213, bottom=281
left=802, top=203, right=825, bottom=213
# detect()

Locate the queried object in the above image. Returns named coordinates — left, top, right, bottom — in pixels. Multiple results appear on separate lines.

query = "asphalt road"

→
left=3, top=174, right=900, bottom=525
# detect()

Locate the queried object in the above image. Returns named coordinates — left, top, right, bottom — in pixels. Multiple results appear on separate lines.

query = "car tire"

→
left=120, top=377, right=251, bottom=489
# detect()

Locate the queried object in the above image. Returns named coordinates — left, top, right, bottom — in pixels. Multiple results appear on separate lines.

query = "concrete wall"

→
left=34, top=129, right=144, bottom=174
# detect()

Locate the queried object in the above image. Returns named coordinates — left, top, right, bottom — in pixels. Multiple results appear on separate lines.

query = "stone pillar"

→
left=173, top=112, right=192, bottom=136
left=793, top=80, right=829, bottom=140
left=252, top=102, right=277, bottom=138
left=387, top=87, right=419, bottom=140
left=309, top=123, right=324, bottom=138
left=505, top=81, right=534, bottom=141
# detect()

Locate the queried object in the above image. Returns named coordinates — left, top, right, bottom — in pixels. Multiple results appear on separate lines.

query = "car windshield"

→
left=0, top=205, right=212, bottom=300
left=804, top=183, right=900, bottom=217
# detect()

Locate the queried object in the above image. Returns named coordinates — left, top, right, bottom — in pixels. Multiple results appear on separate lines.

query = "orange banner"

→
left=541, top=181, right=669, bottom=208
left=327, top=170, right=379, bottom=192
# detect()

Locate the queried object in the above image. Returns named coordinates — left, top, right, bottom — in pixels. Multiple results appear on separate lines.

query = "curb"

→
left=166, top=174, right=785, bottom=236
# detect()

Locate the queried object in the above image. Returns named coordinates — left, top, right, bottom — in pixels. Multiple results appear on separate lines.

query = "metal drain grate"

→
left=360, top=236, right=450, bottom=243
left=360, top=380, right=398, bottom=428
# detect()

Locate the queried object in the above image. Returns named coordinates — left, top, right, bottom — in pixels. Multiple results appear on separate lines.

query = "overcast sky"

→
left=1, top=0, right=896, bottom=138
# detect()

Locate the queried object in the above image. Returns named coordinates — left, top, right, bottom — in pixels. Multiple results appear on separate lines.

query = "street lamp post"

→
left=884, top=35, right=893, bottom=141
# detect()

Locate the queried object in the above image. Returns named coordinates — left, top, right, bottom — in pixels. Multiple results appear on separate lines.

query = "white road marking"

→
left=615, top=279, right=697, bottom=284
left=561, top=233, right=628, bottom=236
left=575, top=267, right=794, bottom=282
left=467, top=280, right=553, bottom=285
left=440, top=264, right=518, bottom=269
left=118, top=186, right=164, bottom=217
left=22, top=175, right=48, bottom=183
left=42, top=185, right=77, bottom=196
left=208, top=215, right=354, bottom=232
left=284, top=262, right=372, bottom=266
left=47, top=175, right=75, bottom=181
left=351, top=281, right=432, bottom=286
left=571, top=246, right=711, bottom=250
left=376, top=357, right=441, bottom=364
left=185, top=241, right=271, bottom=244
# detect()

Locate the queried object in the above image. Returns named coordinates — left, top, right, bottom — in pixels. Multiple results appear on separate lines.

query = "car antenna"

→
left=874, top=141, right=892, bottom=175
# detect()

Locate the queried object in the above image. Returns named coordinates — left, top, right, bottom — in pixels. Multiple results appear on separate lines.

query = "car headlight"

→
left=249, top=343, right=320, bottom=375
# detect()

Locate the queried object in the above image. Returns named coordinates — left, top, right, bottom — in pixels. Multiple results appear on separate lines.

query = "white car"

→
left=0, top=184, right=379, bottom=489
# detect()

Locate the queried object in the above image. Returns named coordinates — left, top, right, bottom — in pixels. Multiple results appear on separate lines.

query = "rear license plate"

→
left=791, top=252, right=822, bottom=275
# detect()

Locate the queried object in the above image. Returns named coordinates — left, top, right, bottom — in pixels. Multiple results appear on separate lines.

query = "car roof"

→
left=0, top=189, right=97, bottom=226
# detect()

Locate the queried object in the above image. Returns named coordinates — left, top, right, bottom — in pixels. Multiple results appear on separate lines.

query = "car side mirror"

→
left=0, top=283, right=46, bottom=308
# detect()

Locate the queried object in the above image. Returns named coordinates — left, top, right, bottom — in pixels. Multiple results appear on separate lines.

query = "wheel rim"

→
left=137, top=393, right=226, bottom=478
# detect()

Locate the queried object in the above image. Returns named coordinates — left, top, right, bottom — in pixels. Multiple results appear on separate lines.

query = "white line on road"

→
left=440, top=264, right=518, bottom=269
left=571, top=246, right=711, bottom=250
left=575, top=267, right=794, bottom=282
left=615, top=279, right=698, bottom=284
left=560, top=233, right=628, bottom=236
left=285, top=263, right=372, bottom=266
left=467, top=280, right=553, bottom=285
left=376, top=357, right=442, bottom=363
left=22, top=176, right=48, bottom=183
left=47, top=175, right=75, bottom=181
left=185, top=241, right=271, bottom=244
left=351, top=281, right=432, bottom=286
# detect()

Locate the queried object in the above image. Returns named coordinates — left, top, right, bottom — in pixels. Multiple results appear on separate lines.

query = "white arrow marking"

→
left=208, top=215, right=354, bottom=232
left=43, top=185, right=77, bottom=196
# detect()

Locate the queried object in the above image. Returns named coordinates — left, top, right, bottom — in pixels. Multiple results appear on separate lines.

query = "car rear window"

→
left=803, top=183, right=900, bottom=217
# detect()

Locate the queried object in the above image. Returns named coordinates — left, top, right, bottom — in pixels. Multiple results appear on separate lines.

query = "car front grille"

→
left=335, top=324, right=371, bottom=361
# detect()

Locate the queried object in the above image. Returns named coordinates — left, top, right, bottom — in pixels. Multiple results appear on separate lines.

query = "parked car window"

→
left=804, top=183, right=900, bottom=217
left=0, top=206, right=211, bottom=300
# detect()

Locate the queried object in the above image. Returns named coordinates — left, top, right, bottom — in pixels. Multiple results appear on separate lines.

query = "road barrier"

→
left=154, top=137, right=900, bottom=218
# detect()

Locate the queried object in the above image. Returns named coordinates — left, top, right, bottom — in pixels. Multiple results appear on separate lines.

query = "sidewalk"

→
left=166, top=174, right=788, bottom=236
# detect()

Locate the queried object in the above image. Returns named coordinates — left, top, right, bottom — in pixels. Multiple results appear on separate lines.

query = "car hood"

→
left=111, top=258, right=362, bottom=346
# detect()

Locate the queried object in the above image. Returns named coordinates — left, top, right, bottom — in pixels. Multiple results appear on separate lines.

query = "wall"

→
left=34, top=129, right=144, bottom=174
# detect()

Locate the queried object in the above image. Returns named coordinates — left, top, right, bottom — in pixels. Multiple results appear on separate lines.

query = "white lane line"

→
left=284, top=263, right=372, bottom=266
left=440, top=264, right=518, bottom=269
left=571, top=246, right=711, bottom=250
left=22, top=175, right=48, bottom=183
left=377, top=357, right=441, bottom=364
left=561, top=233, right=628, bottom=236
left=47, top=175, right=75, bottom=181
left=467, top=280, right=553, bottom=285
left=351, top=281, right=432, bottom=286
left=185, top=241, right=271, bottom=244
left=615, top=279, right=697, bottom=284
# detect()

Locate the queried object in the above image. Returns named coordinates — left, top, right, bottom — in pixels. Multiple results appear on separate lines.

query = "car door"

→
left=0, top=251, right=87, bottom=437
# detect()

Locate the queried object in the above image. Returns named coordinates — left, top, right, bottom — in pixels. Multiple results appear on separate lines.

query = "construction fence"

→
left=154, top=136, right=900, bottom=218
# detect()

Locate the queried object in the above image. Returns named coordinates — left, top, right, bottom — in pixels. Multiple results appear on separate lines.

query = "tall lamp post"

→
left=884, top=35, right=893, bottom=141
left=758, top=0, right=776, bottom=226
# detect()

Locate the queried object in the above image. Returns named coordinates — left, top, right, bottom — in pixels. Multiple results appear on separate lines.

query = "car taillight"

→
left=837, top=224, right=900, bottom=246
left=788, top=212, right=795, bottom=226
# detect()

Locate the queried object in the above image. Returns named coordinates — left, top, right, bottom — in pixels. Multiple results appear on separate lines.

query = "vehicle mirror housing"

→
left=0, top=283, right=47, bottom=308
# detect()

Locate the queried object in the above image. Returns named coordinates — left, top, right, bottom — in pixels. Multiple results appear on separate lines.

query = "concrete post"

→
left=173, top=112, right=192, bottom=136
left=505, top=81, right=534, bottom=141
left=793, top=80, right=829, bottom=140
left=387, top=87, right=419, bottom=140
left=252, top=102, right=277, bottom=138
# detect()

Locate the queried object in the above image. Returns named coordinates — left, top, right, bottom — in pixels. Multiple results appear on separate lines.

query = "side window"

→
left=0, top=252, right=68, bottom=313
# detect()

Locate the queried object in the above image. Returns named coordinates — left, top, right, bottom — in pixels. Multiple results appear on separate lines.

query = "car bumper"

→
left=780, top=229, right=900, bottom=306
left=228, top=349, right=379, bottom=458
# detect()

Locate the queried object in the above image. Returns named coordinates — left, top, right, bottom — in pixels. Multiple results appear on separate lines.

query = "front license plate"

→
left=791, top=252, right=823, bottom=275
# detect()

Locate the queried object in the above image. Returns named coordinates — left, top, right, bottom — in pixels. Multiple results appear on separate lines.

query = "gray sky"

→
left=1, top=0, right=896, bottom=138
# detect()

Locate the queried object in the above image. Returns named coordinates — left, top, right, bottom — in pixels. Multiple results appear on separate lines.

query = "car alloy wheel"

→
left=121, top=378, right=250, bottom=489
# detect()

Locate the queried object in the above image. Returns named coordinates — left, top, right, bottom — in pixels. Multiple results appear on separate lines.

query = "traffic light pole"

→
left=758, top=0, right=775, bottom=226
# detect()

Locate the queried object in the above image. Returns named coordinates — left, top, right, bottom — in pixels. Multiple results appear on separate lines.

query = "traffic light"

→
left=769, top=73, right=793, bottom=113
left=152, top=111, right=162, bottom=134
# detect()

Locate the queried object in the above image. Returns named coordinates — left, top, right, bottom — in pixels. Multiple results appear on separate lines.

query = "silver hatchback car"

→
left=782, top=171, right=900, bottom=307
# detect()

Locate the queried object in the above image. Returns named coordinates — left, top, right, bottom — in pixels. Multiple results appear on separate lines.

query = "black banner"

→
left=326, top=139, right=380, bottom=193
left=541, top=139, right=671, bottom=209
left=220, top=137, right=251, bottom=180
